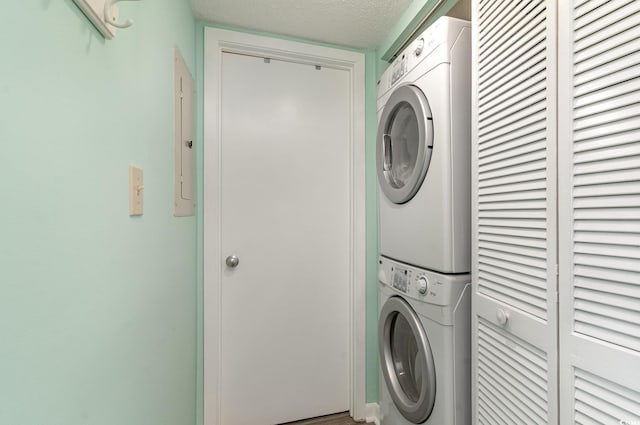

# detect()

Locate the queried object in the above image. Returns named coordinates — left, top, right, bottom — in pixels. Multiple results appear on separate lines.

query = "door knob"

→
left=225, top=255, right=239, bottom=268
left=496, top=309, right=509, bottom=326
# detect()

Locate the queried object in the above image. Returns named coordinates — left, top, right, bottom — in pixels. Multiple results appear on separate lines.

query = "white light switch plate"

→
left=129, top=165, right=144, bottom=216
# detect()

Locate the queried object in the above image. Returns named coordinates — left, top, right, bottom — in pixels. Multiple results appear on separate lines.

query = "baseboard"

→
left=364, top=403, right=380, bottom=425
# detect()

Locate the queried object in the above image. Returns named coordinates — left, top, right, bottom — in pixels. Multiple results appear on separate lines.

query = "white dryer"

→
left=378, top=256, right=470, bottom=425
left=377, top=17, right=471, bottom=274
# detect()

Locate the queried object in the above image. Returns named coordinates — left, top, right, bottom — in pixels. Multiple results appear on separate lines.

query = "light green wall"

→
left=0, top=1, right=461, bottom=422
left=0, top=2, right=197, bottom=425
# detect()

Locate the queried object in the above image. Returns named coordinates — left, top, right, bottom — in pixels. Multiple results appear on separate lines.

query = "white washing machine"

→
left=378, top=256, right=470, bottom=425
left=377, top=17, right=471, bottom=274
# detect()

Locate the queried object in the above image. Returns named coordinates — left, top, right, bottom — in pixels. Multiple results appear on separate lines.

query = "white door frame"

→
left=203, top=27, right=366, bottom=425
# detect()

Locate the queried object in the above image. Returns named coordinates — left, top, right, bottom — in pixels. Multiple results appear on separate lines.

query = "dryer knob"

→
left=417, top=276, right=429, bottom=294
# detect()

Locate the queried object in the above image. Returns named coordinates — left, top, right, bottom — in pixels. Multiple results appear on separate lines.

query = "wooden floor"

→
left=282, top=412, right=362, bottom=425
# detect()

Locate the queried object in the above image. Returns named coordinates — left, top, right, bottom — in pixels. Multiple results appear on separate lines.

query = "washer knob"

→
left=416, top=275, right=429, bottom=294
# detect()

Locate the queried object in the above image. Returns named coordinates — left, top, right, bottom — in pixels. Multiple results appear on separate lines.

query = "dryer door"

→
left=376, top=85, right=434, bottom=204
left=379, top=296, right=436, bottom=424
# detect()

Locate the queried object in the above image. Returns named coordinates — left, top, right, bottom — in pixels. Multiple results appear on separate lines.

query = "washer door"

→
left=376, top=85, right=434, bottom=204
left=379, top=296, right=436, bottom=424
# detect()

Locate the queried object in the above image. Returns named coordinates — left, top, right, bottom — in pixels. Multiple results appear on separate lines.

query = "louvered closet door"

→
left=558, top=1, right=640, bottom=423
left=471, top=0, right=558, bottom=424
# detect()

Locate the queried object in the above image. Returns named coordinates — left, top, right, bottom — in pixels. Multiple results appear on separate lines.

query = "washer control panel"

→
left=391, top=265, right=410, bottom=292
left=386, top=262, right=436, bottom=299
left=416, top=275, right=429, bottom=294
left=378, top=256, right=470, bottom=306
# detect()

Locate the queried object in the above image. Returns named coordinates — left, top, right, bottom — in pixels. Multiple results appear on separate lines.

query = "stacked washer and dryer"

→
left=376, top=17, right=472, bottom=425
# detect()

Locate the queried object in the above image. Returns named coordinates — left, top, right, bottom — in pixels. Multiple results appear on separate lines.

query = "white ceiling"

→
left=189, top=0, right=413, bottom=49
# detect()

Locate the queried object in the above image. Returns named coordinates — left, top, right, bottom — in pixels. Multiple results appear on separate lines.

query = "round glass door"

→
left=379, top=296, right=436, bottom=424
left=376, top=85, right=434, bottom=204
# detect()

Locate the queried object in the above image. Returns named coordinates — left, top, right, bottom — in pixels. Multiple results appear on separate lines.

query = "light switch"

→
left=129, top=165, right=144, bottom=216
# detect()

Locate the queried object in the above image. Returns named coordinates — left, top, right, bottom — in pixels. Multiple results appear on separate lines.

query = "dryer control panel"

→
left=390, top=54, right=407, bottom=86
left=380, top=17, right=471, bottom=97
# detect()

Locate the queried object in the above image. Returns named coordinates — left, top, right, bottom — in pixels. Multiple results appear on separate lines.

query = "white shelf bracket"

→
left=104, top=0, right=142, bottom=29
left=72, top=0, right=142, bottom=40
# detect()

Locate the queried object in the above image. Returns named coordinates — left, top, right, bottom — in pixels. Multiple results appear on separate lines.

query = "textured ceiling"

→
left=190, top=0, right=413, bottom=49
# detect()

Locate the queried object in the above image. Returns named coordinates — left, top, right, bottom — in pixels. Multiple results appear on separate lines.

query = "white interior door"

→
left=219, top=52, right=350, bottom=425
left=471, top=0, right=559, bottom=423
left=558, top=1, right=640, bottom=423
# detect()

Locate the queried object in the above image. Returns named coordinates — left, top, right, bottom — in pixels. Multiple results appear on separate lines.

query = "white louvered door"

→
left=471, top=0, right=559, bottom=423
left=558, top=1, right=640, bottom=424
